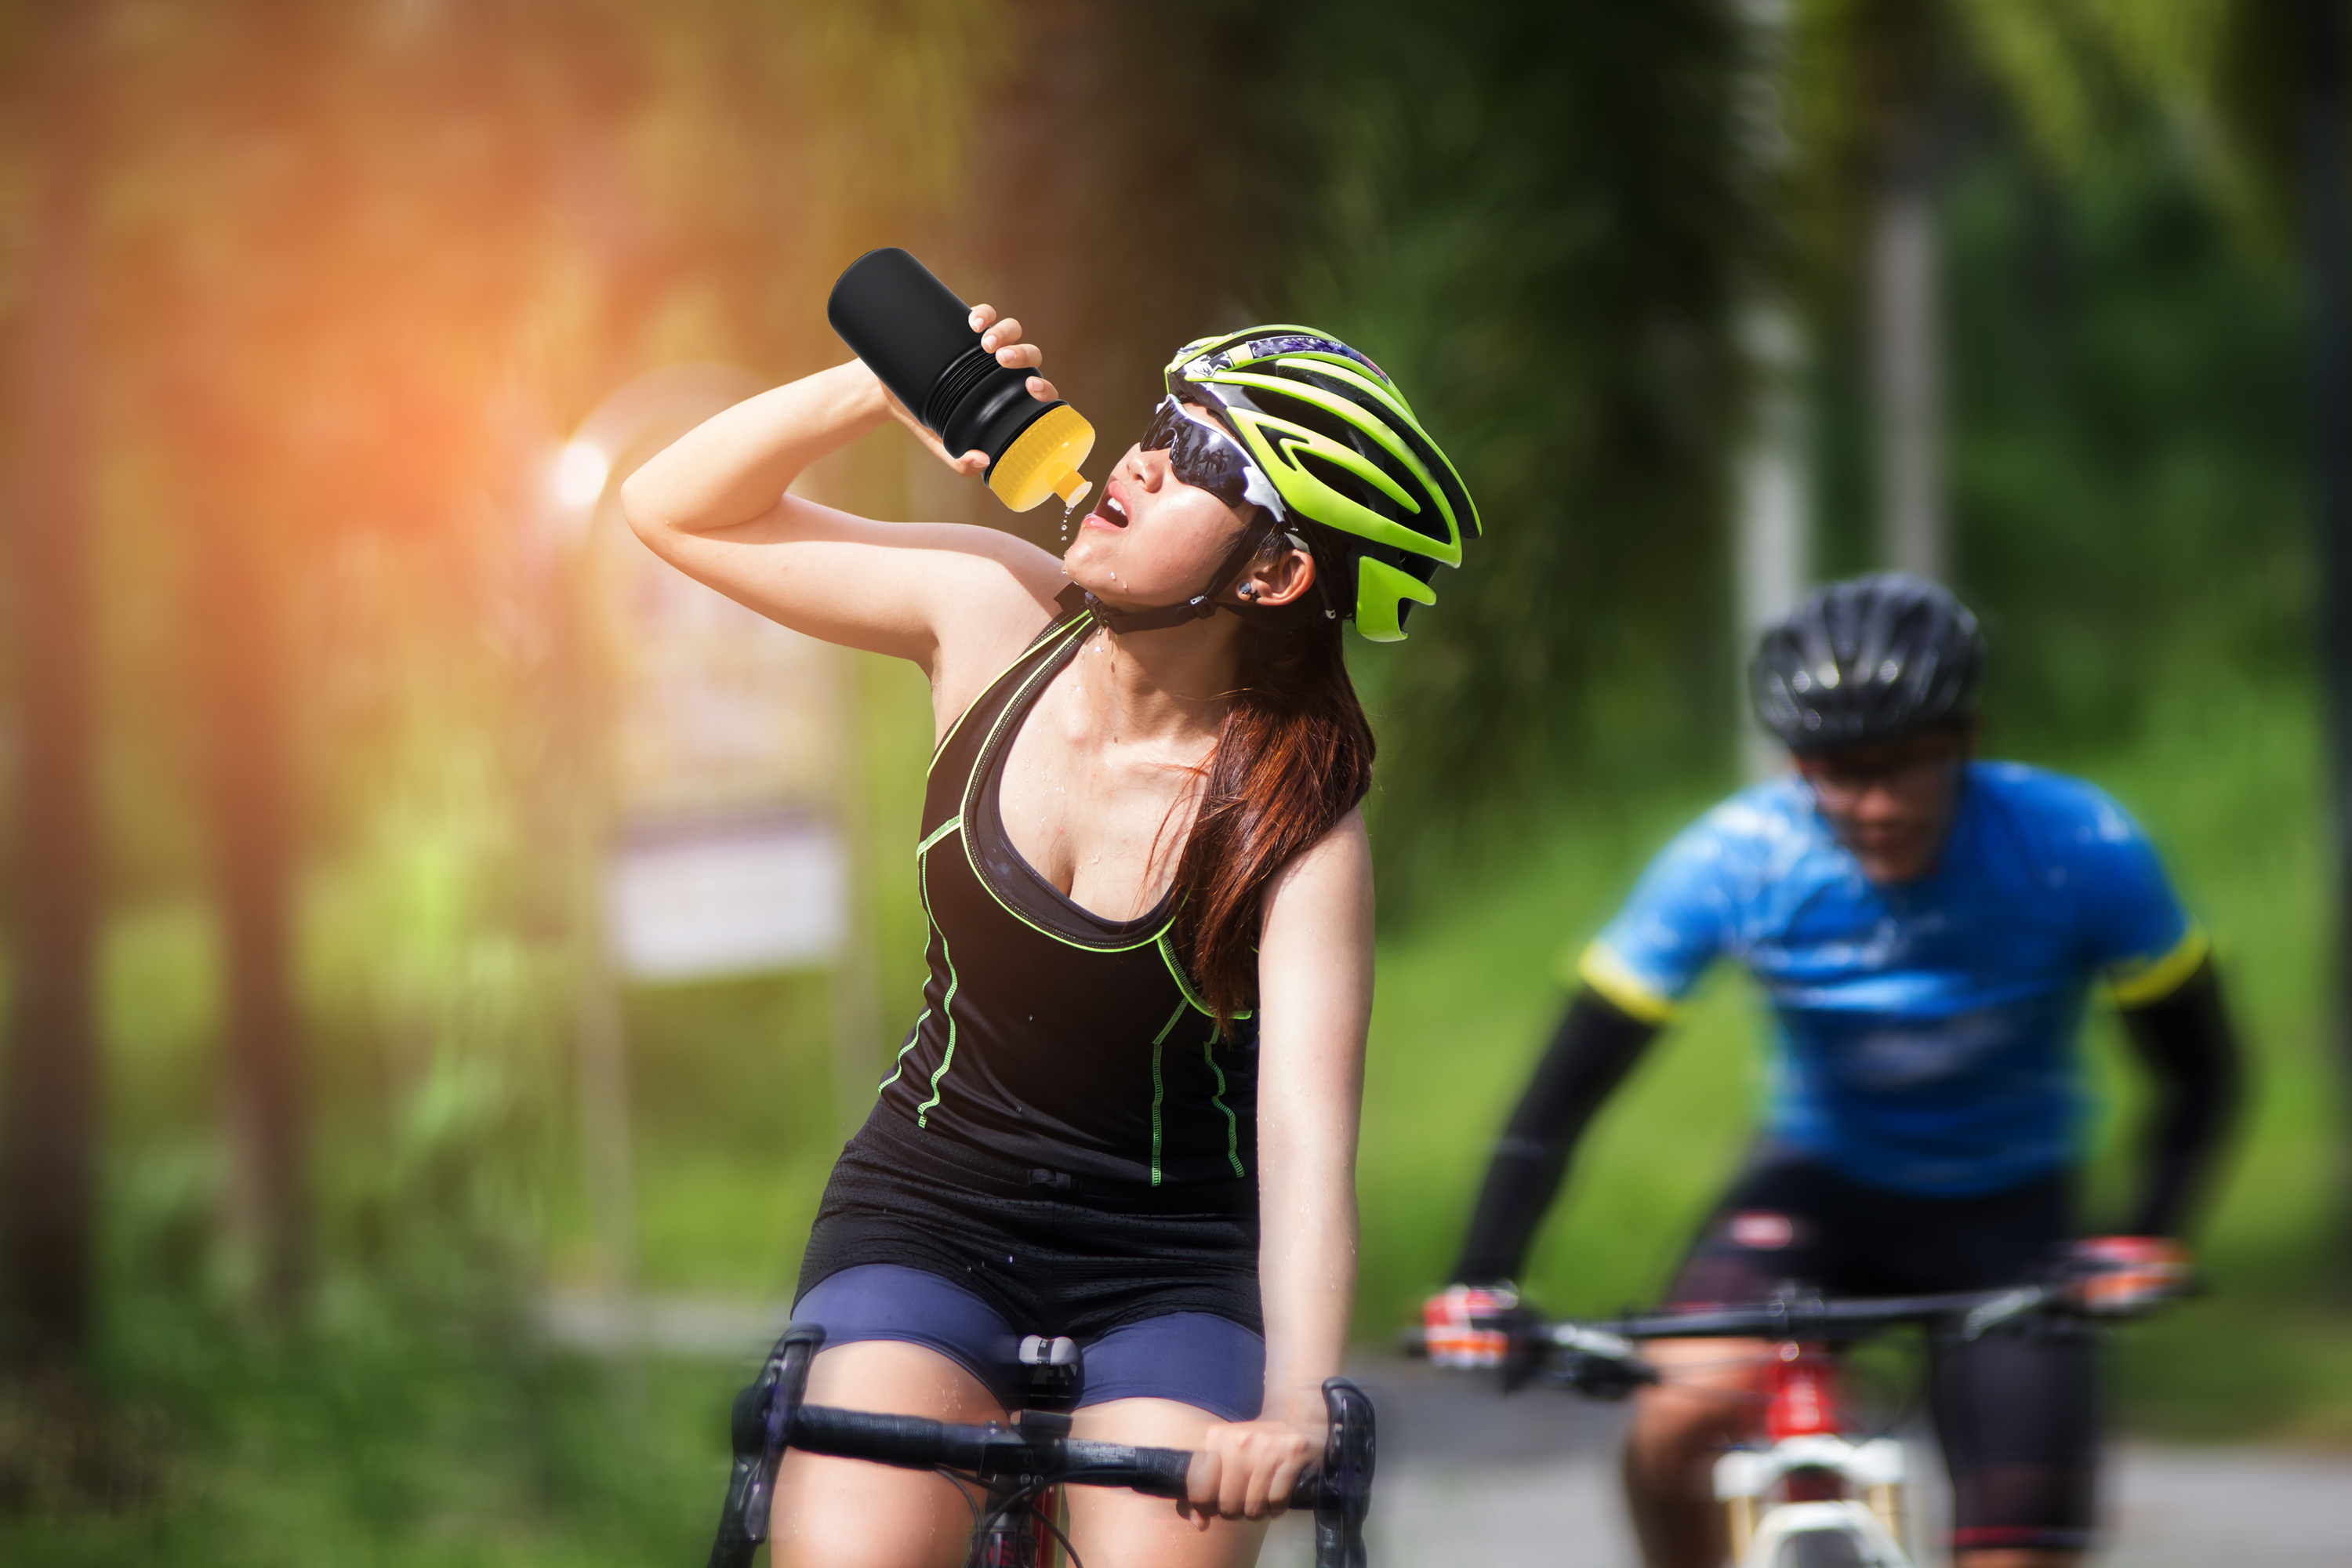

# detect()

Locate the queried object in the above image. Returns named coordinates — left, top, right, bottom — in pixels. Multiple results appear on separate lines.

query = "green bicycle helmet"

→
left=1165, top=327, right=1480, bottom=642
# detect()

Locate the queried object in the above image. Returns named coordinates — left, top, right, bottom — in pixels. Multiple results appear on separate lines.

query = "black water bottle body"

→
left=826, top=248, right=1093, bottom=514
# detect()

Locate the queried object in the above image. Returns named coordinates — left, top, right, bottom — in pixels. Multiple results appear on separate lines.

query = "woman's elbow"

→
left=617, top=468, right=673, bottom=545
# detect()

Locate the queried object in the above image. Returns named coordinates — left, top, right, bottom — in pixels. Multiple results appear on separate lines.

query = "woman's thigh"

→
left=1065, top=1398, right=1271, bottom=1568
left=769, top=1340, right=1008, bottom=1568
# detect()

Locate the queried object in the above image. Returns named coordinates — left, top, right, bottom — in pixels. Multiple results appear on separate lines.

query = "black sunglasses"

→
left=1140, top=397, right=1271, bottom=517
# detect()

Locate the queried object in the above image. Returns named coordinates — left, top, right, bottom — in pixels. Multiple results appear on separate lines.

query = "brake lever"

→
left=708, top=1323, right=824, bottom=1568
left=1308, top=1377, right=1374, bottom=1568
left=1541, top=1324, right=1657, bottom=1400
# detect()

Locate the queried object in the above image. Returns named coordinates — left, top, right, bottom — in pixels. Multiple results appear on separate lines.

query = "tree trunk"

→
left=0, top=0, right=103, bottom=1374
left=192, top=481, right=306, bottom=1321
left=1871, top=167, right=1945, bottom=583
left=1737, top=307, right=1813, bottom=779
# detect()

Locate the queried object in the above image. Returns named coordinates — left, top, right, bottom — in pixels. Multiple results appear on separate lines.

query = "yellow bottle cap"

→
left=1053, top=471, right=1092, bottom=509
left=988, top=404, right=1096, bottom=512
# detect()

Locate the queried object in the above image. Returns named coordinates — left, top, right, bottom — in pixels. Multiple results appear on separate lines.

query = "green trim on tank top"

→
left=886, top=826, right=961, bottom=1093
left=956, top=617, right=1175, bottom=955
left=1147, top=998, right=1187, bottom=1187
left=1204, top=1035, right=1245, bottom=1178
left=925, top=605, right=1094, bottom=775
left=1156, top=931, right=1252, bottom=1022
left=876, top=1013, right=926, bottom=1094
left=911, top=840, right=964, bottom=1128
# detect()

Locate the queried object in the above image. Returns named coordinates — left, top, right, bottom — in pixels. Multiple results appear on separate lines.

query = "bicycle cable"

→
left=1034, top=1499, right=1086, bottom=1568
left=976, top=1477, right=1056, bottom=1555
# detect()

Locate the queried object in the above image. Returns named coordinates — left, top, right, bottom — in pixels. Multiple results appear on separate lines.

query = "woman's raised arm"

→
left=619, top=310, right=1071, bottom=705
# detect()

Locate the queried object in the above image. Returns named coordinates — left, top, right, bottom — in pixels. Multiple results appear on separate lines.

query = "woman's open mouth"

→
left=1082, top=490, right=1131, bottom=531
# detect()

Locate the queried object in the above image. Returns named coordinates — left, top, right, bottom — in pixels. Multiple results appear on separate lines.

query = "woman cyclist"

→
left=623, top=308, right=1476, bottom=1566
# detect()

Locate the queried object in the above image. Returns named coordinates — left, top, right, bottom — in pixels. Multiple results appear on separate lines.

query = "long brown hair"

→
left=1168, top=612, right=1375, bottom=1032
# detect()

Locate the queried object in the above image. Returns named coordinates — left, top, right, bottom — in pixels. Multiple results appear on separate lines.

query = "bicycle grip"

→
left=1112, top=1451, right=1326, bottom=1508
left=791, top=1403, right=994, bottom=1471
left=1085, top=1442, right=1192, bottom=1498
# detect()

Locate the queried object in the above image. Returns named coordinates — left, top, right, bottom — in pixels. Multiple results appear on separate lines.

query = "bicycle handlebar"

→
left=1575, top=1283, right=2054, bottom=1345
left=709, top=1325, right=1374, bottom=1568
left=787, top=1402, right=1199, bottom=1499
left=1404, top=1283, right=2074, bottom=1402
left=787, top=1399, right=1362, bottom=1508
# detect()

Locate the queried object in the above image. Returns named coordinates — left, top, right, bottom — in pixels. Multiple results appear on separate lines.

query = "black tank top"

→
left=873, top=589, right=1260, bottom=1188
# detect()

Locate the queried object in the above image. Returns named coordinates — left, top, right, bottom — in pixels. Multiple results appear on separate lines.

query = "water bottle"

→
left=827, top=247, right=1094, bottom=514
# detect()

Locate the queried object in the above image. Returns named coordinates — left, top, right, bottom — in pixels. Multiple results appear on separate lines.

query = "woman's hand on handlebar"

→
left=1179, top=1417, right=1319, bottom=1526
left=874, top=303, right=1060, bottom=480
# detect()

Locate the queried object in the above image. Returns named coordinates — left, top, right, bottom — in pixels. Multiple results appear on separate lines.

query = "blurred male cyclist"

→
left=1426, top=575, right=2242, bottom=1568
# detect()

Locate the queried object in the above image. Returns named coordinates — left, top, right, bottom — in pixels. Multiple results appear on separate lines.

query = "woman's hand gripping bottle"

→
left=828, top=246, right=1094, bottom=514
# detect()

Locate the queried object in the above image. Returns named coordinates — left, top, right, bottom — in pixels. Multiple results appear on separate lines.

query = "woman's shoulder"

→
left=920, top=539, right=1083, bottom=734
left=1261, top=807, right=1372, bottom=913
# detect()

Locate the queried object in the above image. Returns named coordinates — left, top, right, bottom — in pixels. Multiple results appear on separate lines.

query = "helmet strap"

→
left=1082, top=515, right=1277, bottom=635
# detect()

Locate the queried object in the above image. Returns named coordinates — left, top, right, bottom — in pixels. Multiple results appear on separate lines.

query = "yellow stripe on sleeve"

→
left=2107, top=925, right=2211, bottom=1008
left=1574, top=942, right=1680, bottom=1025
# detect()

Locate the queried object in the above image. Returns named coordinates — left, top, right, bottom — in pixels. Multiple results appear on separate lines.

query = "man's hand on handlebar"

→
left=2065, top=1235, right=2193, bottom=1316
left=1421, top=1283, right=1522, bottom=1370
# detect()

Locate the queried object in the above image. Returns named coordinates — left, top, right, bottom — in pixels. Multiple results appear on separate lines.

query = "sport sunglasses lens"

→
left=1140, top=398, right=1254, bottom=512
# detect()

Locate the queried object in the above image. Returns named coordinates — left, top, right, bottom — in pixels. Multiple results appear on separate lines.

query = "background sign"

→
left=575, top=366, right=851, bottom=984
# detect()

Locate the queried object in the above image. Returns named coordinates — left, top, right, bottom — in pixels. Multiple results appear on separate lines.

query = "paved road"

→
left=1258, top=1360, right=2352, bottom=1566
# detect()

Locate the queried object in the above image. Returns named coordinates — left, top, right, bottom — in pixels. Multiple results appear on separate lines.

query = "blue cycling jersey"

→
left=1577, top=763, right=2205, bottom=1197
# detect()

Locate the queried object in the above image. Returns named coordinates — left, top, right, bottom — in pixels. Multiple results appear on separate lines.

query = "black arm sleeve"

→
left=2117, top=958, right=2244, bottom=1238
left=1450, top=989, right=1660, bottom=1284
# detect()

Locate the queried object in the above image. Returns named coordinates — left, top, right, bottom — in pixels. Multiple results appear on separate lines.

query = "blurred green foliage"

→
left=1310, top=0, right=1766, bottom=858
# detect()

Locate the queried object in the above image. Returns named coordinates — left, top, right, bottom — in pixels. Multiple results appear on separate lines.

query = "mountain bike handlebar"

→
left=709, top=1324, right=1375, bottom=1568
left=1573, top=1283, right=2054, bottom=1346
left=1405, top=1283, right=2073, bottom=1400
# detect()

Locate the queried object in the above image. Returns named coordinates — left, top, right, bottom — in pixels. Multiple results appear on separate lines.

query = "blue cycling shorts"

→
left=793, top=1263, right=1265, bottom=1422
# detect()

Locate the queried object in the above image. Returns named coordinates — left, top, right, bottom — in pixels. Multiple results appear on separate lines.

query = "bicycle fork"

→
left=1715, top=1344, right=1911, bottom=1567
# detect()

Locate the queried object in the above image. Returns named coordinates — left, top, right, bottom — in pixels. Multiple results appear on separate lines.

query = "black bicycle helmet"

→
left=1751, top=574, right=1985, bottom=752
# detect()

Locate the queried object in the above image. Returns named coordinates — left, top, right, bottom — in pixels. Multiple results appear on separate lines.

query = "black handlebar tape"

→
left=793, top=1404, right=1206, bottom=1494
left=1059, top=1441, right=1196, bottom=1498
left=791, top=1405, right=997, bottom=1472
